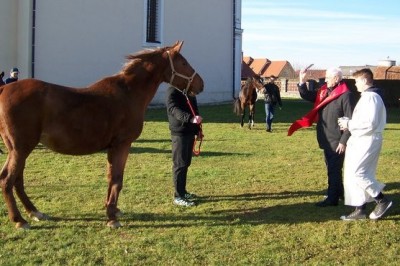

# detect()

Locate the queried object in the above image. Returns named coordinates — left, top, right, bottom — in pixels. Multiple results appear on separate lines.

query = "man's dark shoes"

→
left=315, top=199, right=338, bottom=207
left=369, top=198, right=392, bottom=220
left=340, top=208, right=367, bottom=221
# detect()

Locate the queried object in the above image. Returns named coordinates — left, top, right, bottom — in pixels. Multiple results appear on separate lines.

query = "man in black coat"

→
left=297, top=67, right=356, bottom=207
left=263, top=75, right=282, bottom=132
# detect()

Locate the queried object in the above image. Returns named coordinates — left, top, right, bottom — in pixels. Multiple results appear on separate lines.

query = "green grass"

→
left=0, top=99, right=399, bottom=265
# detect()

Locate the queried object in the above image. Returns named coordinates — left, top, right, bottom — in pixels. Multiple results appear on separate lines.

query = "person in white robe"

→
left=338, top=68, right=392, bottom=221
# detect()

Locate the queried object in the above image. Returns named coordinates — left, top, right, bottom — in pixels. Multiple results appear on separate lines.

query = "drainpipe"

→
left=31, top=0, right=36, bottom=78
left=232, top=0, right=243, bottom=99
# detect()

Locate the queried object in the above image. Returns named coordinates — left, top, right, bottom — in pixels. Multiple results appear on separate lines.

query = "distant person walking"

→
left=263, top=75, right=282, bottom=132
left=338, top=68, right=392, bottom=220
left=5, top=68, right=19, bottom=84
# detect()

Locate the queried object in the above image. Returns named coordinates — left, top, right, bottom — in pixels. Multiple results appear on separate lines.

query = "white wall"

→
left=1, top=0, right=238, bottom=104
left=157, top=0, right=234, bottom=104
left=34, top=0, right=143, bottom=87
left=0, top=0, right=18, bottom=77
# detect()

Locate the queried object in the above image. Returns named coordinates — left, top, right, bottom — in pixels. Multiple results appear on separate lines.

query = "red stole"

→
left=287, top=82, right=350, bottom=136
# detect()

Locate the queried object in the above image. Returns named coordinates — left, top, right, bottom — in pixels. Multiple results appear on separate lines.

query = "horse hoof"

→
left=15, top=222, right=31, bottom=230
left=29, top=211, right=50, bottom=221
left=107, top=220, right=122, bottom=229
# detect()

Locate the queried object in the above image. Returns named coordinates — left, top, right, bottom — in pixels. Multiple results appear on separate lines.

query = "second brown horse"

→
left=233, top=77, right=264, bottom=129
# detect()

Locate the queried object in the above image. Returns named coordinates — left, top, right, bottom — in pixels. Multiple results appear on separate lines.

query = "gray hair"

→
left=326, top=67, right=343, bottom=80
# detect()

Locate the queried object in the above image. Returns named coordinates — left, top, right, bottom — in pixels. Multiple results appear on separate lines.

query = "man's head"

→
left=269, top=75, right=277, bottom=83
left=325, top=67, right=342, bottom=88
left=10, top=67, right=19, bottom=78
left=353, top=68, right=373, bottom=92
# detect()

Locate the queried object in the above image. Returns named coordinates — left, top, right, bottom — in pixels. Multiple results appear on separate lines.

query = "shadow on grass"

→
left=128, top=146, right=248, bottom=157
left=25, top=182, right=400, bottom=230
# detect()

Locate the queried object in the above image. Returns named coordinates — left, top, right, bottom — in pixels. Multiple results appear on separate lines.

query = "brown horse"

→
left=233, top=77, right=264, bottom=128
left=0, top=41, right=204, bottom=229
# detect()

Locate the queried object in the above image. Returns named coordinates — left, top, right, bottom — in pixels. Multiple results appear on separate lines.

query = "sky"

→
left=241, top=0, right=400, bottom=70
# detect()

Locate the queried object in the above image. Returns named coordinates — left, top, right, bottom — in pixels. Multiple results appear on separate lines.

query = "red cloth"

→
left=287, top=82, right=350, bottom=136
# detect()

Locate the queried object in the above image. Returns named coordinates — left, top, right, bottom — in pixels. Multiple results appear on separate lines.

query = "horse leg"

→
left=105, top=143, right=130, bottom=228
left=0, top=151, right=32, bottom=229
left=14, top=165, right=49, bottom=222
left=249, top=104, right=255, bottom=129
left=248, top=109, right=252, bottom=129
left=240, top=104, right=245, bottom=127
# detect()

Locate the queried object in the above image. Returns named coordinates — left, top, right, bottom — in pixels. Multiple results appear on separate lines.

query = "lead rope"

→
left=184, top=94, right=203, bottom=156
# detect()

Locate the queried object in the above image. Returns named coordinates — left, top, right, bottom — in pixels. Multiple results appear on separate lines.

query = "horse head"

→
left=164, top=41, right=204, bottom=96
left=252, top=77, right=264, bottom=93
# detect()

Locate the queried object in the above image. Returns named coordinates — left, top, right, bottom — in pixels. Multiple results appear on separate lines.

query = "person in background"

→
left=166, top=86, right=202, bottom=207
left=5, top=67, right=19, bottom=84
left=263, top=75, right=282, bottom=132
left=289, top=67, right=356, bottom=207
left=338, top=68, right=392, bottom=220
left=0, top=71, right=5, bottom=86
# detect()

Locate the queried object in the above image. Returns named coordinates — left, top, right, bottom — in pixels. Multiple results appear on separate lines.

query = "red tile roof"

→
left=249, top=58, right=271, bottom=76
left=295, top=69, right=327, bottom=80
left=241, top=60, right=256, bottom=79
left=264, top=61, right=288, bottom=77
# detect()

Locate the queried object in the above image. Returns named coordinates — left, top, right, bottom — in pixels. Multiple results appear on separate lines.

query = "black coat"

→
left=263, top=83, right=282, bottom=107
left=166, top=87, right=200, bottom=136
left=298, top=82, right=356, bottom=151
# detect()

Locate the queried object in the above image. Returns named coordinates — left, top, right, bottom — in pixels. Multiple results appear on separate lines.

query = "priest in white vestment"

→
left=338, top=68, right=392, bottom=221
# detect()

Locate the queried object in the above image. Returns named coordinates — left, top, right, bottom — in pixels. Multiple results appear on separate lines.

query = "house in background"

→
left=241, top=59, right=257, bottom=80
left=340, top=66, right=377, bottom=79
left=0, top=0, right=243, bottom=104
left=374, top=66, right=400, bottom=79
left=242, top=56, right=295, bottom=79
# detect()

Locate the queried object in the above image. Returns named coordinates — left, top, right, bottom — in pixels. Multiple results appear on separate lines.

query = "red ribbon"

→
left=287, top=82, right=350, bottom=136
left=185, top=96, right=203, bottom=156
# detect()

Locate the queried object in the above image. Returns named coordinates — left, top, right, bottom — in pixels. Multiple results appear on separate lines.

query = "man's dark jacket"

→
left=298, top=82, right=355, bottom=151
left=166, top=86, right=200, bottom=136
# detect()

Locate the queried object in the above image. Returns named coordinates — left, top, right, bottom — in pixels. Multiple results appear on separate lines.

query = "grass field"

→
left=0, top=99, right=399, bottom=265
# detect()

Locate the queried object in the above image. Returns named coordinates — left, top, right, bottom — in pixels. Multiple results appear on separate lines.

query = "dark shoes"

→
left=340, top=198, right=393, bottom=221
left=340, top=208, right=367, bottom=221
left=266, top=129, right=272, bottom=132
left=369, top=198, right=392, bottom=220
left=316, top=199, right=338, bottom=207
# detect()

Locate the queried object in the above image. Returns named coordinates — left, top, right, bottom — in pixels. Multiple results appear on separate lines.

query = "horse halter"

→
left=167, top=50, right=197, bottom=95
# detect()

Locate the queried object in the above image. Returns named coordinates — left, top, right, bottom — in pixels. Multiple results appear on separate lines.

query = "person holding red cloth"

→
left=289, top=67, right=356, bottom=207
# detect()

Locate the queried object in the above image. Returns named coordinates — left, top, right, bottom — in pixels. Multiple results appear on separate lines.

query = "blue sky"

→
left=241, top=0, right=400, bottom=70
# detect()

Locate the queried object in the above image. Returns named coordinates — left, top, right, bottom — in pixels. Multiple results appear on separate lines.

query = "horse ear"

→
left=173, top=41, right=184, bottom=52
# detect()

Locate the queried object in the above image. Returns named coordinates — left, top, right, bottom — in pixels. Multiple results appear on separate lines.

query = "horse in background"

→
left=233, top=77, right=264, bottom=129
left=0, top=41, right=204, bottom=229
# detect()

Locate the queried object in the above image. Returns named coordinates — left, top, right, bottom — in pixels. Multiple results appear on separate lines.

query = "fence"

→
left=276, top=78, right=400, bottom=107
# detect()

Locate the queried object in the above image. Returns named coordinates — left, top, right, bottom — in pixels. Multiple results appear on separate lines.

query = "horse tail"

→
left=233, top=98, right=242, bottom=116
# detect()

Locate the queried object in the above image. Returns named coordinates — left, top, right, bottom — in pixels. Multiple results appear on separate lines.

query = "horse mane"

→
left=121, top=46, right=169, bottom=75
